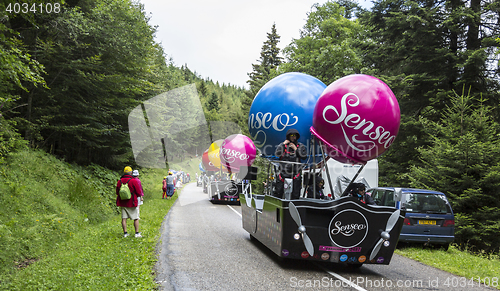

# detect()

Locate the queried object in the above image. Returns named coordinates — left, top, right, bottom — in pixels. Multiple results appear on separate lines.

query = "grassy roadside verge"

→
left=395, top=246, right=500, bottom=290
left=1, top=162, right=178, bottom=290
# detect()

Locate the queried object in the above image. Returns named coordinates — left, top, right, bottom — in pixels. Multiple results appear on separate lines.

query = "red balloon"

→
left=202, top=149, right=219, bottom=171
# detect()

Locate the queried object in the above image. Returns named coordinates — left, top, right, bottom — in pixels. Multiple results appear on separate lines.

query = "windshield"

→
left=401, top=193, right=452, bottom=214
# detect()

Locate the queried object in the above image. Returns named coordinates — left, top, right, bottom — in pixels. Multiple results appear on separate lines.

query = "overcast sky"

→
left=139, top=0, right=372, bottom=89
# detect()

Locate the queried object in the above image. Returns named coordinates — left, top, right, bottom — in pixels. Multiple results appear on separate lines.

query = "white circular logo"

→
left=329, top=209, right=368, bottom=248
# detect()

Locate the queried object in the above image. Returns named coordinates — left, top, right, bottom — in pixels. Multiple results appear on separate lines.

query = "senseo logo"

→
left=248, top=112, right=298, bottom=132
left=248, top=112, right=298, bottom=147
left=329, top=209, right=368, bottom=248
left=224, top=183, right=238, bottom=196
left=312, top=74, right=400, bottom=164
left=330, top=220, right=367, bottom=237
left=220, top=134, right=256, bottom=170
left=220, top=148, right=250, bottom=163
left=322, top=93, right=397, bottom=152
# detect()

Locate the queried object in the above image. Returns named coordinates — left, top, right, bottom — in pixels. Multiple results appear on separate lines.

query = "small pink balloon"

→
left=220, top=134, right=257, bottom=172
left=311, top=74, right=400, bottom=164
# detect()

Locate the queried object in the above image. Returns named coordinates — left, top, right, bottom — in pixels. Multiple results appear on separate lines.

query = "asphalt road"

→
left=155, top=183, right=497, bottom=291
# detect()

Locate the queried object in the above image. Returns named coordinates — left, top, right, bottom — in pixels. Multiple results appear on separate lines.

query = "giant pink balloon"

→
left=311, top=74, right=400, bottom=164
left=220, top=134, right=257, bottom=172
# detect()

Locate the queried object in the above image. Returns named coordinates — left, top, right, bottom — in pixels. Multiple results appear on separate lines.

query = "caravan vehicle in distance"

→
left=208, top=178, right=240, bottom=204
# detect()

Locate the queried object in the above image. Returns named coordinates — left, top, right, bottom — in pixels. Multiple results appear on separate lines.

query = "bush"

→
left=0, top=117, right=28, bottom=162
left=0, top=149, right=117, bottom=277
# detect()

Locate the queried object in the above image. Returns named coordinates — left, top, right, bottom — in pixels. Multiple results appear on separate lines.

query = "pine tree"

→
left=198, top=80, right=208, bottom=97
left=241, top=23, right=282, bottom=133
left=362, top=0, right=499, bottom=118
left=207, top=92, right=220, bottom=112
left=406, top=89, right=500, bottom=253
left=247, top=23, right=282, bottom=92
left=361, top=0, right=500, bottom=187
left=278, top=1, right=365, bottom=85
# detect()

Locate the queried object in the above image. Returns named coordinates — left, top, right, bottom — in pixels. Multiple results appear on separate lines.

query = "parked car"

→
left=366, top=187, right=455, bottom=250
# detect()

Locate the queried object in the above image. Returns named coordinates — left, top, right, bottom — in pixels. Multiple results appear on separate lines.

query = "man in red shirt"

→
left=116, top=166, right=144, bottom=237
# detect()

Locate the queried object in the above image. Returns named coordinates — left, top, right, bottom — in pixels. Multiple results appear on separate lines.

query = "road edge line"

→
left=314, top=263, right=368, bottom=291
left=227, top=205, right=242, bottom=218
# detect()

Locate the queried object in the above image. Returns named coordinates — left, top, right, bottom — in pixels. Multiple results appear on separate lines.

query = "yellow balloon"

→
left=207, top=140, right=226, bottom=171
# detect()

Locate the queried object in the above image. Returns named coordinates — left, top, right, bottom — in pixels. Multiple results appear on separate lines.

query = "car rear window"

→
left=402, top=193, right=452, bottom=214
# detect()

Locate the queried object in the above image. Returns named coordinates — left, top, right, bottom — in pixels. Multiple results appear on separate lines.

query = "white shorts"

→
left=121, top=207, right=140, bottom=220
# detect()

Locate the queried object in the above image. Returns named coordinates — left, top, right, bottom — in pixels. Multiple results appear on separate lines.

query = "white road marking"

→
left=228, top=202, right=365, bottom=291
left=315, top=263, right=368, bottom=291
left=227, top=205, right=242, bottom=218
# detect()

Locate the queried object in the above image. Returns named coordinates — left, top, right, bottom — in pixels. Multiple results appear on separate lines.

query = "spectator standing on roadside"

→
left=166, top=171, right=175, bottom=199
left=162, top=176, right=167, bottom=199
left=133, top=170, right=144, bottom=211
left=116, top=166, right=144, bottom=238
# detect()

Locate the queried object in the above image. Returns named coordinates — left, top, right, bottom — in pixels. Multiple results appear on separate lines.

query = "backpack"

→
left=119, top=178, right=133, bottom=200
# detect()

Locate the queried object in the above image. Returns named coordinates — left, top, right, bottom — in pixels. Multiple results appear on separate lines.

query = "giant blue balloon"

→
left=248, top=72, right=327, bottom=161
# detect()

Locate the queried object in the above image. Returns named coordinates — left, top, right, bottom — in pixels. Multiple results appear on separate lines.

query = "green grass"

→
left=0, top=150, right=178, bottom=290
left=396, top=245, right=500, bottom=289
left=0, top=150, right=117, bottom=279
left=3, top=185, right=176, bottom=290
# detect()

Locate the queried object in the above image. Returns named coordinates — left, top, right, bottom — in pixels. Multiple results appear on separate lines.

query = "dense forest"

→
left=1, top=0, right=499, bottom=254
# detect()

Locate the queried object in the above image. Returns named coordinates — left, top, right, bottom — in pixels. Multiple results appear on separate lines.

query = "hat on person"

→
left=168, top=171, right=173, bottom=175
left=124, top=166, right=133, bottom=173
left=132, top=170, right=139, bottom=177
left=163, top=176, right=167, bottom=179
left=355, top=183, right=366, bottom=191
left=286, top=128, right=300, bottom=139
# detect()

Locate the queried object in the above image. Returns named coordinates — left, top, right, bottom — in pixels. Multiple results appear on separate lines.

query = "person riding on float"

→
left=306, top=176, right=330, bottom=200
left=274, top=128, right=307, bottom=199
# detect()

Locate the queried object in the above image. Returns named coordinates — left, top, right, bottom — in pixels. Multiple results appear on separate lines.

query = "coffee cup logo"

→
left=329, top=209, right=368, bottom=248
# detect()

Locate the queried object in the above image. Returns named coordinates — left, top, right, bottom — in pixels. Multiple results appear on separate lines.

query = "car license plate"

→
left=419, top=220, right=436, bottom=225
